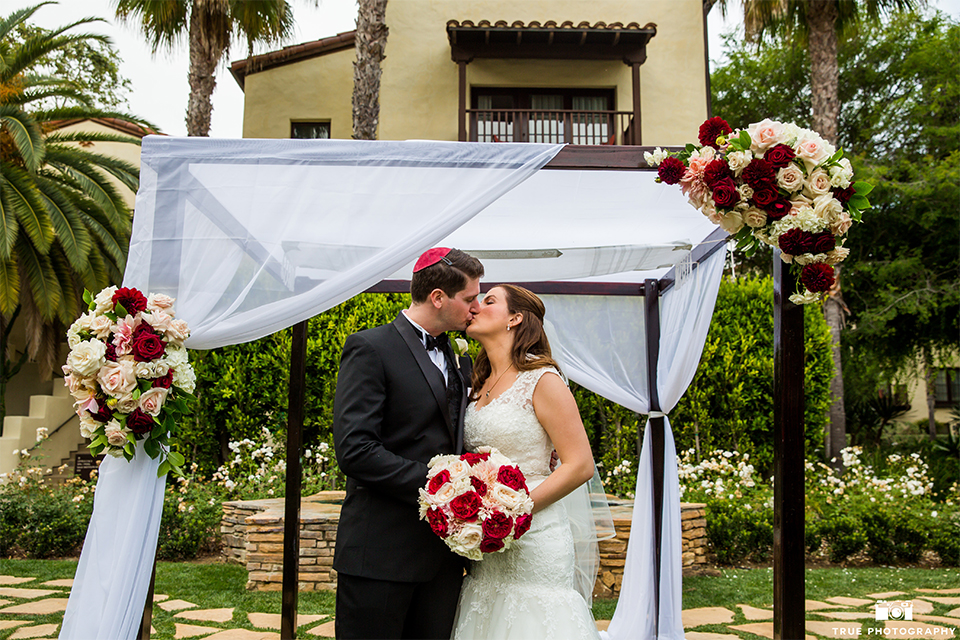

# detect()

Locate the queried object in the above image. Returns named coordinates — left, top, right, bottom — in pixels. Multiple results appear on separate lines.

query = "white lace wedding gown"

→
left=452, top=366, right=601, bottom=640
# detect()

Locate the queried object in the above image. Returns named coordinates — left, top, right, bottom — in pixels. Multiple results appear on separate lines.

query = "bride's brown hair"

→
left=470, top=284, right=561, bottom=401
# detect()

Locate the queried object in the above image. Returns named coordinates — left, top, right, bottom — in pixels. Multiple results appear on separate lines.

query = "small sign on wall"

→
left=74, top=453, right=104, bottom=481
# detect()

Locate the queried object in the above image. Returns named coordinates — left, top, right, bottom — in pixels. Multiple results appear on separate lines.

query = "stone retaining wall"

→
left=222, top=492, right=708, bottom=596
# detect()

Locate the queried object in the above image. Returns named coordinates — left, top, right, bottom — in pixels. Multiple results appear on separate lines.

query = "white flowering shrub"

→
left=158, top=462, right=223, bottom=560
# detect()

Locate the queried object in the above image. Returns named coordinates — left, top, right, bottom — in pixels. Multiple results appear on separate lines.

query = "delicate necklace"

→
left=485, top=366, right=514, bottom=398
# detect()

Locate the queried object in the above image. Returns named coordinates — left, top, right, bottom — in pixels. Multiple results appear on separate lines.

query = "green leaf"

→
left=157, top=460, right=171, bottom=477
left=167, top=451, right=185, bottom=467
left=739, top=131, right=752, bottom=148
left=853, top=181, right=874, bottom=196
left=114, top=302, right=128, bottom=317
left=83, top=289, right=93, bottom=307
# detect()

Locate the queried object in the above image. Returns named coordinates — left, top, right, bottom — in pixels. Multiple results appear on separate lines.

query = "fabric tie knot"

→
left=422, top=331, right=446, bottom=352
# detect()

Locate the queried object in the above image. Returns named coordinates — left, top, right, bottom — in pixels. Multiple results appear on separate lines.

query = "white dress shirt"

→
left=402, top=311, right=448, bottom=384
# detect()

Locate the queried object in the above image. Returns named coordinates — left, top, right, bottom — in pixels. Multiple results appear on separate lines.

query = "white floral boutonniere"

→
left=451, top=337, right=469, bottom=369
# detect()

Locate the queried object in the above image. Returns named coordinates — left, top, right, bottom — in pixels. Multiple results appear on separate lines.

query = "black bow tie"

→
left=422, top=331, right=446, bottom=352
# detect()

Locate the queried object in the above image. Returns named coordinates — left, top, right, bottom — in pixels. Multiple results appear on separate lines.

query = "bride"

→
left=452, top=284, right=602, bottom=640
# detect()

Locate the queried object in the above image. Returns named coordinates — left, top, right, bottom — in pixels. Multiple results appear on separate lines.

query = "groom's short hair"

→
left=410, top=248, right=484, bottom=303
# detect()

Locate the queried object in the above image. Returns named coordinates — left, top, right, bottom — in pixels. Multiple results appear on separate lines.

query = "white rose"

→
left=726, top=150, right=753, bottom=175
left=94, top=287, right=118, bottom=314
left=97, top=360, right=137, bottom=397
left=829, top=161, right=852, bottom=189
left=737, top=184, right=754, bottom=201
left=67, top=339, right=107, bottom=378
left=777, top=164, right=805, bottom=193
left=453, top=523, right=484, bottom=551
left=139, top=387, right=169, bottom=416
left=789, top=290, right=821, bottom=305
left=164, top=344, right=189, bottom=368
left=491, top=484, right=526, bottom=511
left=746, top=118, right=786, bottom=152
left=446, top=458, right=471, bottom=481
left=812, top=194, right=843, bottom=223
left=147, top=294, right=176, bottom=314
left=79, top=416, right=99, bottom=439
left=165, top=319, right=190, bottom=345
left=719, top=211, right=744, bottom=234
left=643, top=147, right=669, bottom=167
left=804, top=169, right=832, bottom=198
left=115, top=393, right=139, bottom=413
left=826, top=246, right=850, bottom=265
left=104, top=420, right=130, bottom=447
left=830, top=211, right=853, bottom=236
left=144, top=309, right=173, bottom=333
left=743, top=208, right=768, bottom=228
left=89, top=315, right=113, bottom=340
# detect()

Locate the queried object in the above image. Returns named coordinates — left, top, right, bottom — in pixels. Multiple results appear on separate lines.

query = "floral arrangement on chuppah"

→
left=63, top=286, right=195, bottom=476
left=419, top=446, right=534, bottom=561
left=645, top=117, right=873, bottom=304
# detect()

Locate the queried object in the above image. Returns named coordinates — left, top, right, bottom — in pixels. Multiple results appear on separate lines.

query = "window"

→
left=934, top=368, right=960, bottom=406
left=291, top=122, right=330, bottom=139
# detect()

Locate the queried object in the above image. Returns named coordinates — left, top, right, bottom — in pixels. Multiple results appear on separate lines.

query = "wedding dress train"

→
left=452, top=366, right=600, bottom=640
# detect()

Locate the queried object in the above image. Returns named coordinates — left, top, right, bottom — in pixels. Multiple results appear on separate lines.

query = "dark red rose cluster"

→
left=112, top=287, right=148, bottom=315
left=449, top=492, right=483, bottom=521
left=497, top=465, right=528, bottom=492
left=428, top=470, right=451, bottom=495
left=800, top=263, right=836, bottom=293
left=132, top=325, right=166, bottom=362
left=698, top=116, right=733, bottom=149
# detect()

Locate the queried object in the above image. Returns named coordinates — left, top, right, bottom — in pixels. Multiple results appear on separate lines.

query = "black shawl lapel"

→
left=392, top=314, right=454, bottom=433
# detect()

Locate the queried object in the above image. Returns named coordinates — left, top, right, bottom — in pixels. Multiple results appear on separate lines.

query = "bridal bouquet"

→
left=419, top=446, right=534, bottom=561
left=645, top=117, right=872, bottom=304
left=62, top=286, right=196, bottom=476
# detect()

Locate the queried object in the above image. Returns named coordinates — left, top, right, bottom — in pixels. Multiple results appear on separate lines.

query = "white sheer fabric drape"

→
left=597, top=247, right=726, bottom=640
left=59, top=442, right=165, bottom=640
left=59, top=139, right=561, bottom=640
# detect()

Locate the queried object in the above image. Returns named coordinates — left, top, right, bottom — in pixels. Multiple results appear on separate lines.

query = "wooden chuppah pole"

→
left=281, top=320, right=308, bottom=639
left=643, top=278, right=664, bottom=638
left=772, top=252, right=806, bottom=639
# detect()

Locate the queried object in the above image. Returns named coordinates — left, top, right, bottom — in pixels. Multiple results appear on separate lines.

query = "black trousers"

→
left=335, top=558, right=464, bottom=640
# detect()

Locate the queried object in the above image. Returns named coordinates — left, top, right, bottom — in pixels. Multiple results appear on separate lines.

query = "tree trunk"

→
left=824, top=268, right=846, bottom=467
left=807, top=0, right=839, bottom=144
left=353, top=0, right=389, bottom=140
left=186, top=0, right=221, bottom=137
left=923, top=350, right=938, bottom=439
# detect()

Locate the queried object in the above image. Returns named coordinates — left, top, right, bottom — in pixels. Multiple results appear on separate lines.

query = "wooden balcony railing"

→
left=466, top=109, right=639, bottom=145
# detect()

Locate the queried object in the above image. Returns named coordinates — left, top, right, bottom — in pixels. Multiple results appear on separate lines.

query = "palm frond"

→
left=113, top=0, right=190, bottom=53
left=1, top=163, right=53, bottom=253
left=49, top=246, right=78, bottom=324
left=42, top=147, right=129, bottom=229
left=0, top=105, right=45, bottom=172
left=44, top=130, right=144, bottom=146
left=0, top=257, right=19, bottom=316
left=0, top=3, right=54, bottom=44
left=15, top=235, right=61, bottom=320
left=0, top=179, right=22, bottom=260
left=35, top=174, right=93, bottom=270
left=45, top=143, right=140, bottom=193
left=77, top=205, right=128, bottom=270
left=13, top=86, right=93, bottom=109
left=4, top=32, right=111, bottom=83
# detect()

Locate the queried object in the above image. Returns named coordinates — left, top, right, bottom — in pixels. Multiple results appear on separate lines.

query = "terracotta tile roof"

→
left=446, top=19, right=656, bottom=32
left=46, top=117, right=158, bottom=138
left=230, top=30, right=356, bottom=90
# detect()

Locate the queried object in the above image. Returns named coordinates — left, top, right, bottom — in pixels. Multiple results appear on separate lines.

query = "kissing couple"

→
left=333, top=247, right=605, bottom=639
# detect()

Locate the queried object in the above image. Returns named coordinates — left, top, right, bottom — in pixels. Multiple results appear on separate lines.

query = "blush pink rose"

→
left=104, top=420, right=130, bottom=447
left=138, top=387, right=169, bottom=416
left=97, top=360, right=137, bottom=397
left=746, top=118, right=785, bottom=152
left=796, top=137, right=831, bottom=170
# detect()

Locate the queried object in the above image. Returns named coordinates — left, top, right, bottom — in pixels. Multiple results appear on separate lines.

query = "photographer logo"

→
left=875, top=600, right=913, bottom=622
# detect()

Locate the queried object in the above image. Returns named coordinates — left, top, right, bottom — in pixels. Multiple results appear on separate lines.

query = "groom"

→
left=332, top=247, right=484, bottom=640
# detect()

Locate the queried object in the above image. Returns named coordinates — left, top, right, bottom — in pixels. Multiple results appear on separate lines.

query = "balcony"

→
left=466, top=109, right=638, bottom=145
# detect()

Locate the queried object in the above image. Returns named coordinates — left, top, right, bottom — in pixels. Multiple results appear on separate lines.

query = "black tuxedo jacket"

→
left=332, top=313, right=471, bottom=582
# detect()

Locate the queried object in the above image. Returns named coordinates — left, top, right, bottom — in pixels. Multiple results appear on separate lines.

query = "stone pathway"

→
left=0, top=574, right=957, bottom=639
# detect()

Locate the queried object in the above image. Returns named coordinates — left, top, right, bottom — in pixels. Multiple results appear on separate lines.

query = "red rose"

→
left=712, top=179, right=741, bottom=208
left=480, top=537, right=505, bottom=553
left=833, top=186, right=855, bottom=204
left=127, top=409, right=156, bottom=435
left=461, top=451, right=490, bottom=466
left=152, top=370, right=174, bottom=389
left=657, top=157, right=686, bottom=185
left=514, top=513, right=533, bottom=539
left=470, top=476, right=488, bottom=496
left=778, top=229, right=813, bottom=255
left=766, top=198, right=792, bottom=220
left=765, top=144, right=796, bottom=169
left=497, top=465, right=528, bottom=492
left=801, top=263, right=836, bottom=293
left=131, top=331, right=166, bottom=362
left=428, top=470, right=451, bottom=495
left=112, top=287, right=147, bottom=315
left=482, top=511, right=514, bottom=540
left=91, top=399, right=113, bottom=423
left=449, top=491, right=482, bottom=521
left=750, top=185, right=779, bottom=208
left=742, top=158, right=776, bottom=188
left=104, top=343, right=118, bottom=362
left=703, top=159, right=732, bottom=188
left=427, top=508, right=449, bottom=538
left=811, top=231, right=836, bottom=253
left=698, top=116, right=733, bottom=149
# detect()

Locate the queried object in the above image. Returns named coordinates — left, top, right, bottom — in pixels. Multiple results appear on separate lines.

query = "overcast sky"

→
left=20, top=0, right=960, bottom=138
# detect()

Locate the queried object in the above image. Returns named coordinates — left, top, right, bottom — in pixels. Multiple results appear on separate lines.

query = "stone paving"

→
left=0, top=574, right=957, bottom=639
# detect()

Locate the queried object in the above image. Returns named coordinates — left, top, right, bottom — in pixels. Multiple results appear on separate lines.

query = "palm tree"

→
left=113, top=0, right=294, bottom=137
left=712, top=0, right=921, bottom=465
left=0, top=3, right=154, bottom=418
left=352, top=0, right=388, bottom=140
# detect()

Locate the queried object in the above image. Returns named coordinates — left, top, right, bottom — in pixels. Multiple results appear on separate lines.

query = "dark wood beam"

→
left=644, top=278, right=664, bottom=638
left=366, top=280, right=646, bottom=296
left=773, top=252, right=806, bottom=639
